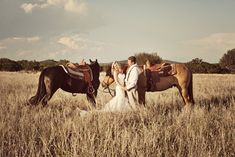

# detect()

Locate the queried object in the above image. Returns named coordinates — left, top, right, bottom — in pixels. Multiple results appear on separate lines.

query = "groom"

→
left=123, top=56, right=141, bottom=109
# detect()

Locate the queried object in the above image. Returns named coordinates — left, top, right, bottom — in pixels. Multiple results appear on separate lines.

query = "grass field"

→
left=0, top=72, right=234, bottom=156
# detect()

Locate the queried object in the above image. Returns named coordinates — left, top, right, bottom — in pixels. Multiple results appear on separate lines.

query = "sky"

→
left=0, top=0, right=235, bottom=63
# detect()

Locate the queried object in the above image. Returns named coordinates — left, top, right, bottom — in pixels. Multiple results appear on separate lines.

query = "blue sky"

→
left=0, top=0, right=235, bottom=63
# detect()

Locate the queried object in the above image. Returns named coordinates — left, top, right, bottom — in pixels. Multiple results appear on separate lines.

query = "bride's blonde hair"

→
left=112, top=62, right=120, bottom=73
left=112, top=62, right=125, bottom=73
left=111, top=62, right=124, bottom=87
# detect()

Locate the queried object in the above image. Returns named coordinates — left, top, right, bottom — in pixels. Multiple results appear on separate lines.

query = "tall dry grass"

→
left=0, top=72, right=234, bottom=157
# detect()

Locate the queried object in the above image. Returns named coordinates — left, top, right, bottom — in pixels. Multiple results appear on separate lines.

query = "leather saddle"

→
left=148, top=63, right=176, bottom=76
left=145, top=62, right=177, bottom=91
left=60, top=63, right=95, bottom=94
left=64, top=63, right=93, bottom=83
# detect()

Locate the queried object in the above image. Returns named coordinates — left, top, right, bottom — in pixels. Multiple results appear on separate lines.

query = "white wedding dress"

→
left=80, top=71, right=132, bottom=117
left=101, top=72, right=132, bottom=112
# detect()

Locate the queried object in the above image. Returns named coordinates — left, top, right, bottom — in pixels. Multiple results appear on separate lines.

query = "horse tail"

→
left=188, top=71, right=195, bottom=104
left=28, top=70, right=46, bottom=105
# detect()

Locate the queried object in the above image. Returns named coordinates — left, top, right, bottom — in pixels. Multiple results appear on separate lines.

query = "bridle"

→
left=101, top=76, right=115, bottom=97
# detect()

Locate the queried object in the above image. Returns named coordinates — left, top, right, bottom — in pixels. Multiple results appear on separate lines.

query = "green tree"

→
left=206, top=63, right=229, bottom=74
left=17, top=60, right=40, bottom=71
left=0, top=58, right=22, bottom=71
left=219, top=49, right=235, bottom=68
left=135, top=52, right=162, bottom=65
left=186, top=58, right=229, bottom=74
left=191, top=58, right=203, bottom=64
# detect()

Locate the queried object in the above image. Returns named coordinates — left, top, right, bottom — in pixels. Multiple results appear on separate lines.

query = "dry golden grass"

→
left=0, top=72, right=234, bottom=156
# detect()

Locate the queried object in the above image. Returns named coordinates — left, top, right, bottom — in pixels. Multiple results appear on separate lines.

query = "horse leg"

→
left=41, top=76, right=57, bottom=106
left=175, top=64, right=194, bottom=106
left=176, top=86, right=186, bottom=105
left=138, top=89, right=146, bottom=106
left=178, top=84, right=192, bottom=106
left=188, top=73, right=195, bottom=105
left=86, top=93, right=96, bottom=109
left=180, top=71, right=194, bottom=106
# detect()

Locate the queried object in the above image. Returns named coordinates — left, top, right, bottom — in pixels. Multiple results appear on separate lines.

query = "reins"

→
left=102, top=86, right=115, bottom=97
left=101, top=77, right=115, bottom=97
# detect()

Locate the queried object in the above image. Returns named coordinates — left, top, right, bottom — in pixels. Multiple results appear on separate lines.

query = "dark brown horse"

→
left=101, top=63, right=194, bottom=106
left=28, top=59, right=100, bottom=106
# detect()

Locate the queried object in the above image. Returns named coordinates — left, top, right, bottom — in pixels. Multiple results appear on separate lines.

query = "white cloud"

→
left=0, top=36, right=40, bottom=53
left=0, top=33, right=106, bottom=61
left=27, top=36, right=41, bottom=42
left=0, top=45, right=7, bottom=50
left=47, top=0, right=61, bottom=5
left=10, top=36, right=41, bottom=43
left=58, top=36, right=82, bottom=49
left=21, top=0, right=88, bottom=15
left=21, top=3, right=39, bottom=13
left=64, top=0, right=88, bottom=14
left=185, top=33, right=235, bottom=52
left=57, top=34, right=105, bottom=51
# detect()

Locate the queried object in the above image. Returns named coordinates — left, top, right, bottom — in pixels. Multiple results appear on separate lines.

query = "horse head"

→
left=88, top=59, right=100, bottom=94
left=101, top=64, right=116, bottom=88
left=101, top=61, right=131, bottom=89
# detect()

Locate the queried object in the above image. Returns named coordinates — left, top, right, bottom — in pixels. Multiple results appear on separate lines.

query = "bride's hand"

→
left=121, top=86, right=127, bottom=91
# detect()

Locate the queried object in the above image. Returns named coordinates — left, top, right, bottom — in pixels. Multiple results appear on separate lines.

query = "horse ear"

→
left=95, top=59, right=98, bottom=63
left=89, top=59, right=93, bottom=63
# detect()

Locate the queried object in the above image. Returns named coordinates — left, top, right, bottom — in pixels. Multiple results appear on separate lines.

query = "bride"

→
left=80, top=62, right=133, bottom=117
left=101, top=62, right=133, bottom=112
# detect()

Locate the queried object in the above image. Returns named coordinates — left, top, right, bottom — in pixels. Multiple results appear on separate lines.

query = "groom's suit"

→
left=125, top=64, right=141, bottom=109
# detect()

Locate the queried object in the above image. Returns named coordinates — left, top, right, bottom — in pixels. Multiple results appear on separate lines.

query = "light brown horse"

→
left=101, top=62, right=194, bottom=106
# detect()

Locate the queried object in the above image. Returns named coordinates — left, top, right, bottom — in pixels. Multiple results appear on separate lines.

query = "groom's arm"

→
left=126, top=68, right=139, bottom=91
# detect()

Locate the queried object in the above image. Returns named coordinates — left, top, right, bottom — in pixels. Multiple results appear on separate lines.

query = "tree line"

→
left=0, top=59, right=70, bottom=72
left=186, top=48, right=235, bottom=73
left=0, top=48, right=234, bottom=73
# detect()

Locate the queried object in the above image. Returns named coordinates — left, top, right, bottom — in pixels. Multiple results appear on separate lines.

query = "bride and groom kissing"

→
left=80, top=56, right=140, bottom=116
